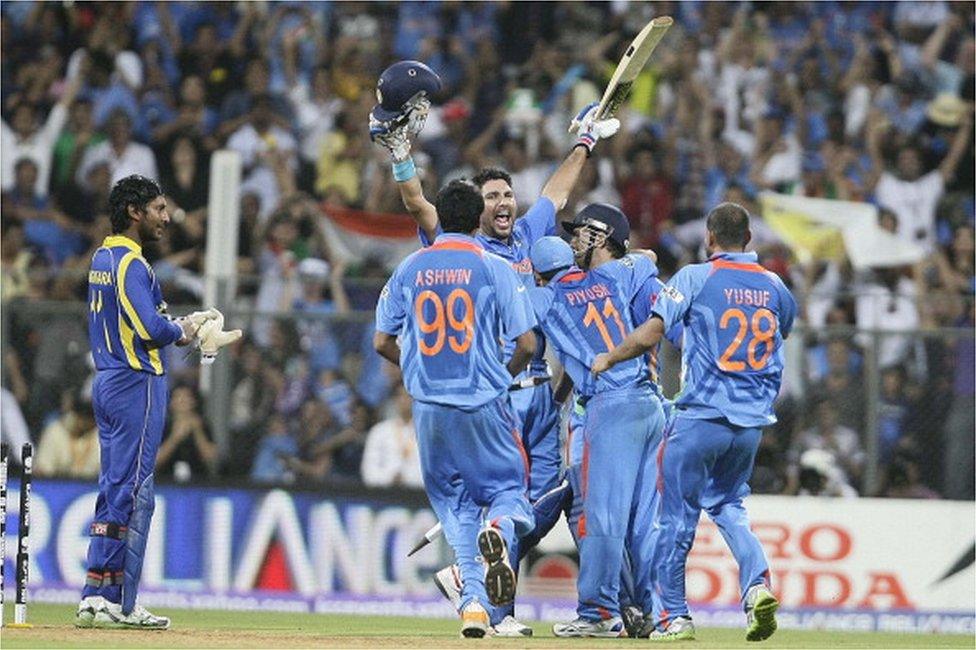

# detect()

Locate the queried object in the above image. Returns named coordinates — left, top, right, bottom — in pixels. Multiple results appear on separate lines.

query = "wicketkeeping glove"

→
left=196, top=309, right=243, bottom=365
left=569, top=101, right=621, bottom=155
left=173, top=308, right=220, bottom=344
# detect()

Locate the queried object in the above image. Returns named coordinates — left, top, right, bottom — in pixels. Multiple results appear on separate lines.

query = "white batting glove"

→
left=570, top=102, right=621, bottom=154
left=369, top=97, right=430, bottom=163
left=369, top=113, right=412, bottom=162
left=196, top=309, right=243, bottom=365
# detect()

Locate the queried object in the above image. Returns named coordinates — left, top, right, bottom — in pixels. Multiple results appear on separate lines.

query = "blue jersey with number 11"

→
left=652, top=251, right=797, bottom=427
left=375, top=233, right=536, bottom=409
left=530, top=255, right=657, bottom=398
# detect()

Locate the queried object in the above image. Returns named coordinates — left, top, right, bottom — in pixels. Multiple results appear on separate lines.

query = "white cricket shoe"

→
left=460, top=601, right=490, bottom=638
left=648, top=616, right=696, bottom=642
left=93, top=602, right=170, bottom=629
left=493, top=615, right=533, bottom=637
left=552, top=616, right=627, bottom=638
left=75, top=596, right=107, bottom=628
left=433, top=565, right=463, bottom=613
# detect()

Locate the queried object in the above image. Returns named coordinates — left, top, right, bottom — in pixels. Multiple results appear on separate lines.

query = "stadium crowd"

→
left=1, top=1, right=973, bottom=499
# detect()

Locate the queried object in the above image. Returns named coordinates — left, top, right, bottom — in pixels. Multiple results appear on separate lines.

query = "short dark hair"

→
left=706, top=202, right=750, bottom=249
left=606, top=239, right=626, bottom=259
left=435, top=180, right=484, bottom=234
left=108, top=175, right=163, bottom=234
left=471, top=167, right=512, bottom=190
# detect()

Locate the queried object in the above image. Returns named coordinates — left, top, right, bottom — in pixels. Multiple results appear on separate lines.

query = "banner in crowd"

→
left=760, top=193, right=926, bottom=270
left=317, top=205, right=421, bottom=269
left=5, top=481, right=973, bottom=634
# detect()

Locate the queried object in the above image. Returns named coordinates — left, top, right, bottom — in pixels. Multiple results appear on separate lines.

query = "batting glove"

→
left=570, top=102, right=621, bottom=155
left=369, top=97, right=431, bottom=163
left=196, top=309, right=243, bottom=365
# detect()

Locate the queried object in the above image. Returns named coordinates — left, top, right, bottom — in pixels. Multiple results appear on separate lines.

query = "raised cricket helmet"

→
left=371, top=60, right=442, bottom=123
left=562, top=202, right=630, bottom=259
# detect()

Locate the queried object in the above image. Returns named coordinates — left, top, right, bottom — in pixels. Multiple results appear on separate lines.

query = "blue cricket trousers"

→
left=413, top=395, right=535, bottom=611
left=82, top=368, right=168, bottom=603
left=654, top=415, right=770, bottom=624
left=491, top=382, right=561, bottom=623
left=575, top=386, right=664, bottom=622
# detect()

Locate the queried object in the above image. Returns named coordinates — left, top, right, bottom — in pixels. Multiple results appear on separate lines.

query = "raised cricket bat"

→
left=595, top=16, right=673, bottom=121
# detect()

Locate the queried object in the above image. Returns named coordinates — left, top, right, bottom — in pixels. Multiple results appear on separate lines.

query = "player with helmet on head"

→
left=369, top=60, right=621, bottom=636
left=551, top=203, right=684, bottom=636
left=592, top=202, right=798, bottom=642
left=524, top=232, right=665, bottom=637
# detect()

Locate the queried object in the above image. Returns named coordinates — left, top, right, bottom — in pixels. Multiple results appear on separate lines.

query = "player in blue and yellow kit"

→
left=374, top=180, right=537, bottom=638
left=369, top=60, right=621, bottom=635
left=527, top=232, right=665, bottom=638
left=75, top=175, right=226, bottom=630
left=593, top=203, right=797, bottom=642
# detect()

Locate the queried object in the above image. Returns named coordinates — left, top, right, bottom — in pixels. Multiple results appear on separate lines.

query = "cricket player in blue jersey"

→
left=369, top=60, right=620, bottom=636
left=593, top=203, right=798, bottom=642
left=76, top=175, right=241, bottom=629
left=527, top=233, right=665, bottom=638
left=558, top=204, right=685, bottom=636
left=374, top=179, right=537, bottom=638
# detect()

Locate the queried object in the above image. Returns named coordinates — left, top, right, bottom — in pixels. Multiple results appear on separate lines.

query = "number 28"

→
left=718, top=307, right=776, bottom=371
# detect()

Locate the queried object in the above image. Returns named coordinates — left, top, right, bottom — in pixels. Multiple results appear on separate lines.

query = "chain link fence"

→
left=2, top=298, right=973, bottom=500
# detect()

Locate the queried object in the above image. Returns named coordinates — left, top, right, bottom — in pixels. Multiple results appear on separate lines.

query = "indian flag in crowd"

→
left=317, top=205, right=421, bottom=269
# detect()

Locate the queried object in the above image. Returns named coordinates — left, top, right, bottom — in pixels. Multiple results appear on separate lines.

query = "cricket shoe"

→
left=552, top=617, right=627, bottom=638
left=93, top=602, right=171, bottom=630
left=460, top=601, right=490, bottom=638
left=648, top=616, right=695, bottom=642
left=477, top=525, right=516, bottom=606
left=434, top=565, right=463, bottom=613
left=493, top=615, right=533, bottom=637
left=75, top=596, right=107, bottom=628
left=744, top=584, right=779, bottom=642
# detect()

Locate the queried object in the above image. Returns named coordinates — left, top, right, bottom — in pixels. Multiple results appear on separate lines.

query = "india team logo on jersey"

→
left=661, top=285, right=684, bottom=303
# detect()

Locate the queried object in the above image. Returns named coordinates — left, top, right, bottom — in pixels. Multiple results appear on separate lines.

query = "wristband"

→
left=392, top=157, right=417, bottom=182
left=573, top=138, right=594, bottom=157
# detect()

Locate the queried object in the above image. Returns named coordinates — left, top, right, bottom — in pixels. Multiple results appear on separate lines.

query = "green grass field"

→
left=2, top=603, right=972, bottom=649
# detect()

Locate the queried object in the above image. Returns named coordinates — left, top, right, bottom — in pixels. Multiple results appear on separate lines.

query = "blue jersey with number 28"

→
left=376, top=233, right=536, bottom=409
left=652, top=251, right=797, bottom=427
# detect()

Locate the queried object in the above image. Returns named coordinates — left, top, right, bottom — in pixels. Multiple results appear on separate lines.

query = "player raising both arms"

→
left=373, top=180, right=536, bottom=638
left=593, top=203, right=797, bottom=642
left=369, top=60, right=620, bottom=635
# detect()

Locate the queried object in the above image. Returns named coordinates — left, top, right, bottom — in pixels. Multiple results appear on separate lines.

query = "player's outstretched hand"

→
left=197, top=309, right=243, bottom=365
left=591, top=352, right=613, bottom=376
left=570, top=102, right=621, bottom=154
left=369, top=110, right=412, bottom=162
left=369, top=97, right=430, bottom=163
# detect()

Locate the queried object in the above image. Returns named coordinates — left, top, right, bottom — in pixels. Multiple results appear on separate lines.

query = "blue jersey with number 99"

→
left=375, top=233, right=536, bottom=409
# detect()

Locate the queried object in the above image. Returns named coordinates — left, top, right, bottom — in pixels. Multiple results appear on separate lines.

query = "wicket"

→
left=1, top=442, right=33, bottom=629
